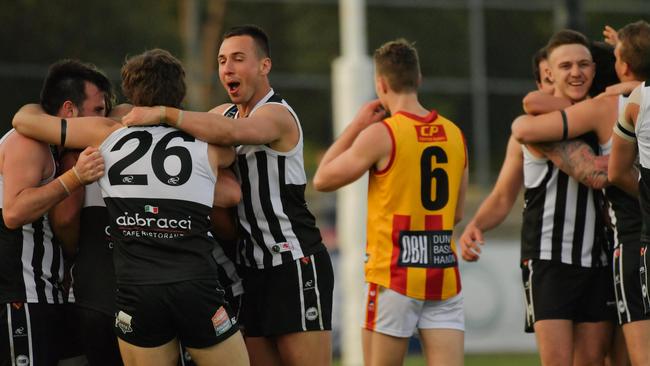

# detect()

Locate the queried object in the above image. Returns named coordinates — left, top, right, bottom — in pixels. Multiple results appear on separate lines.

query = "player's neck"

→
left=386, top=93, right=428, bottom=117
left=237, top=83, right=272, bottom=118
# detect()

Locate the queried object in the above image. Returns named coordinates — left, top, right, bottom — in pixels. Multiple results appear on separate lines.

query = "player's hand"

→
left=352, top=99, right=387, bottom=130
left=603, top=25, right=619, bottom=46
left=459, top=223, right=484, bottom=262
left=121, top=106, right=162, bottom=127
left=596, top=81, right=642, bottom=99
left=73, top=147, right=104, bottom=184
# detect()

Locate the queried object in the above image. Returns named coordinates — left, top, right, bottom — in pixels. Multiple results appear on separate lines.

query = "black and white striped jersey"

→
left=634, top=82, right=650, bottom=243
left=520, top=134, right=609, bottom=267
left=98, top=125, right=221, bottom=285
left=212, top=239, right=243, bottom=299
left=0, top=129, right=65, bottom=304
left=603, top=95, right=641, bottom=248
left=223, top=89, right=324, bottom=269
left=67, top=182, right=116, bottom=316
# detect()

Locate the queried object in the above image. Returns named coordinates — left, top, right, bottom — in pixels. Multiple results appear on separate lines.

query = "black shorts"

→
left=114, top=279, right=239, bottom=348
left=613, top=243, right=650, bottom=324
left=58, top=303, right=85, bottom=360
left=0, top=302, right=64, bottom=366
left=240, top=250, right=334, bottom=337
left=75, top=305, right=123, bottom=366
left=522, top=259, right=614, bottom=333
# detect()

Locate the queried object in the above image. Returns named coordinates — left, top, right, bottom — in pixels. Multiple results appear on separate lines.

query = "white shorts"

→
left=362, top=282, right=464, bottom=338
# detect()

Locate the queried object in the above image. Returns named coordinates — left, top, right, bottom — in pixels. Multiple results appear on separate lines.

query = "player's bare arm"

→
left=609, top=85, right=642, bottom=195
left=534, top=139, right=609, bottom=189
left=1, top=134, right=103, bottom=229
left=597, top=81, right=641, bottom=99
left=13, top=103, right=121, bottom=148
left=512, top=96, right=618, bottom=144
left=122, top=103, right=299, bottom=151
left=454, top=165, right=469, bottom=226
left=312, top=99, right=387, bottom=192
left=459, top=136, right=524, bottom=262
left=522, top=90, right=572, bottom=115
left=49, top=151, right=83, bottom=258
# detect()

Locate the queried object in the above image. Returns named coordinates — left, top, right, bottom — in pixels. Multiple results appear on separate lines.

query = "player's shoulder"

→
left=209, top=103, right=235, bottom=115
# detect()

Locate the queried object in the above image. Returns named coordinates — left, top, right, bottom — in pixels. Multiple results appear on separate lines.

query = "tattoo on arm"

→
left=535, top=140, right=608, bottom=189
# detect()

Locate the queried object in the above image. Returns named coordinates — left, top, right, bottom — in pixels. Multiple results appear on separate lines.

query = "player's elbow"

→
left=312, top=173, right=336, bottom=192
left=11, top=113, right=28, bottom=134
left=608, top=166, right=624, bottom=187
left=3, top=209, right=24, bottom=230
left=511, top=117, right=532, bottom=144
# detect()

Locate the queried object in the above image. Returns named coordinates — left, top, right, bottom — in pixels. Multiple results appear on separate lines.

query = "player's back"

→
left=98, top=125, right=219, bottom=285
left=366, top=110, right=466, bottom=301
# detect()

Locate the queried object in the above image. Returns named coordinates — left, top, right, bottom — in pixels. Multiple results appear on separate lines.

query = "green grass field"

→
left=335, top=353, right=540, bottom=365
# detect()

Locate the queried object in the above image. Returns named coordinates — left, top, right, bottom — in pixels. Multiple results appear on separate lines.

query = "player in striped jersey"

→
left=313, top=39, right=468, bottom=366
left=122, top=25, right=333, bottom=366
left=12, top=49, right=249, bottom=366
left=507, top=30, right=616, bottom=366
left=0, top=60, right=108, bottom=366
left=606, top=21, right=650, bottom=366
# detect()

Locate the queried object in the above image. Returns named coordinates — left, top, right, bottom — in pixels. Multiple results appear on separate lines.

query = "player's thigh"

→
left=416, top=293, right=465, bottom=366
left=533, top=319, right=573, bottom=366
left=418, top=328, right=463, bottom=366
left=622, top=320, right=650, bottom=366
left=573, top=321, right=612, bottom=365
left=186, top=330, right=248, bottom=366
left=275, top=330, right=331, bottom=366
left=117, top=337, right=179, bottom=366
left=244, top=336, right=282, bottom=366
left=364, top=330, right=409, bottom=366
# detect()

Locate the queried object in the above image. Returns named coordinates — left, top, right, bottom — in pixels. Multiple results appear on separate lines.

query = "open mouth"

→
left=227, top=81, right=240, bottom=93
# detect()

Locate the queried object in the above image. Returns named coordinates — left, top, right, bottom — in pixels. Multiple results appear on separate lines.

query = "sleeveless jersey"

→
left=603, top=95, right=641, bottom=247
left=365, top=110, right=466, bottom=301
left=0, top=129, right=64, bottom=304
left=521, top=133, right=609, bottom=267
left=223, top=89, right=324, bottom=269
left=98, top=125, right=220, bottom=284
left=68, top=182, right=116, bottom=316
left=635, top=82, right=650, bottom=243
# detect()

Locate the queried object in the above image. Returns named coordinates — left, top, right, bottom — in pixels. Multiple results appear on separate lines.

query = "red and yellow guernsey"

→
left=365, top=110, right=467, bottom=301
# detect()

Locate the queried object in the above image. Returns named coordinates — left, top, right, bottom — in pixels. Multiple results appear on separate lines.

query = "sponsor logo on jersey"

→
left=115, top=311, right=133, bottom=334
left=144, top=205, right=159, bottom=214
left=415, top=124, right=447, bottom=142
left=304, top=280, right=314, bottom=290
left=398, top=230, right=457, bottom=268
left=305, top=307, right=319, bottom=321
left=116, top=212, right=192, bottom=231
left=11, top=302, right=22, bottom=310
left=13, top=327, right=25, bottom=337
left=212, top=306, right=233, bottom=336
left=15, top=355, right=29, bottom=366
left=271, top=242, right=294, bottom=253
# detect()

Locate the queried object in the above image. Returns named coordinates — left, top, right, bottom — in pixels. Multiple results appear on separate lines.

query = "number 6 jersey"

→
left=98, top=125, right=220, bottom=285
left=365, top=110, right=466, bottom=301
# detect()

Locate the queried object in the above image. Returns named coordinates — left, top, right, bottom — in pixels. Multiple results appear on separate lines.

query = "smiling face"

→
left=547, top=44, right=595, bottom=102
left=218, top=35, right=271, bottom=107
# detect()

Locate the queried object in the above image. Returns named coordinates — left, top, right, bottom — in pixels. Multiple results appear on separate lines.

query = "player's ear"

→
left=260, top=57, right=272, bottom=76
left=61, top=100, right=77, bottom=118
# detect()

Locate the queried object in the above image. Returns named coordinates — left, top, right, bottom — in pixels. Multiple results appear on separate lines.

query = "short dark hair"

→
left=546, top=29, right=590, bottom=57
left=40, top=59, right=114, bottom=115
left=223, top=24, right=271, bottom=59
left=589, top=41, right=618, bottom=97
left=532, top=47, right=548, bottom=84
left=121, top=49, right=186, bottom=108
left=618, top=20, right=650, bottom=80
left=373, top=39, right=420, bottom=93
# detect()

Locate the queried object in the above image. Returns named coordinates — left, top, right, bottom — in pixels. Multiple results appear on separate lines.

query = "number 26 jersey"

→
left=366, top=110, right=467, bottom=301
left=98, top=125, right=220, bottom=285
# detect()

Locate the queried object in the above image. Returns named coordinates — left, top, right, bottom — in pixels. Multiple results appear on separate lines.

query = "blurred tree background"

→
left=0, top=0, right=649, bottom=182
